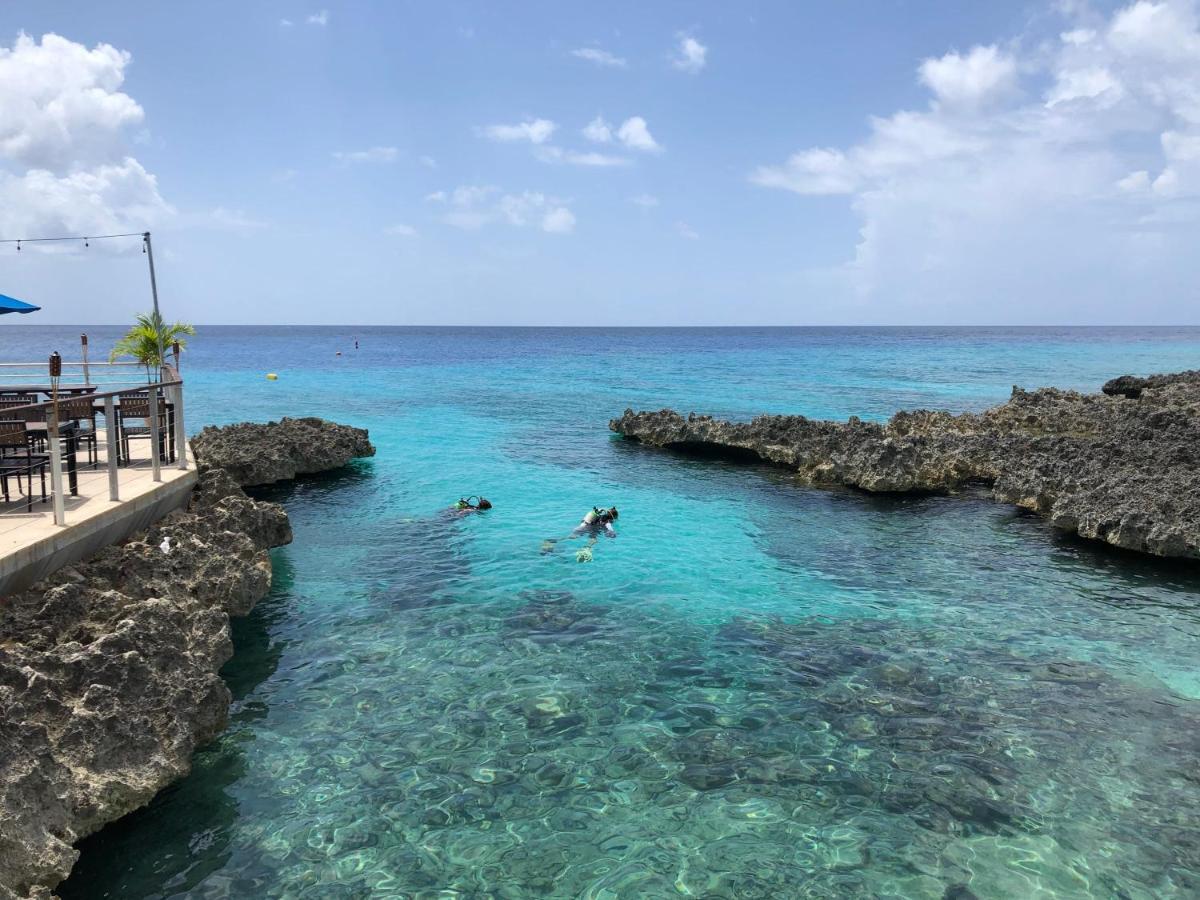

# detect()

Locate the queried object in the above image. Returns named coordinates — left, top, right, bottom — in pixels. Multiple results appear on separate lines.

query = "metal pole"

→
left=81, top=334, right=90, bottom=386
left=174, top=384, right=188, bottom=470
left=148, top=386, right=162, bottom=482
left=144, top=231, right=164, bottom=383
left=144, top=231, right=161, bottom=320
left=104, top=394, right=120, bottom=500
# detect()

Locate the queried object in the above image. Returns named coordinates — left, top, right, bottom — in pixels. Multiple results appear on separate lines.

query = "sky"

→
left=0, top=0, right=1198, bottom=325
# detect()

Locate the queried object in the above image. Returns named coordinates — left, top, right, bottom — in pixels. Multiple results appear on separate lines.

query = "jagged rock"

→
left=190, top=417, right=375, bottom=487
left=610, top=372, right=1200, bottom=560
left=1101, top=370, right=1200, bottom=399
left=0, top=419, right=373, bottom=900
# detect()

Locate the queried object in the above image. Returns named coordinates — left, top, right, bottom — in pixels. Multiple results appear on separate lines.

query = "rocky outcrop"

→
left=0, top=419, right=374, bottom=900
left=190, top=417, right=375, bottom=487
left=610, top=373, right=1200, bottom=560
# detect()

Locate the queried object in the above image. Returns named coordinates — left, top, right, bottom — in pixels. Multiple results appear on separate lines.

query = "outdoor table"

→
left=0, top=385, right=98, bottom=400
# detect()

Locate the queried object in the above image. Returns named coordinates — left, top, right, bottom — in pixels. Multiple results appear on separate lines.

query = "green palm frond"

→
left=109, top=312, right=196, bottom=376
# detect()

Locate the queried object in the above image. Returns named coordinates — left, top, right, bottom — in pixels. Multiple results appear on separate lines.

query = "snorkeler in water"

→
left=448, top=496, right=492, bottom=517
left=541, top=506, right=619, bottom=554
left=573, top=506, right=618, bottom=537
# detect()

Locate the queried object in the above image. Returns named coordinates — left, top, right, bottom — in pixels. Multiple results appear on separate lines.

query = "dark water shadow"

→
left=59, top=558, right=300, bottom=899
left=243, top=458, right=376, bottom=505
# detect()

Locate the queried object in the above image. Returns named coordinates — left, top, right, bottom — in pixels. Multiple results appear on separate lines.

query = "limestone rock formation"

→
left=190, top=417, right=375, bottom=487
left=610, top=373, right=1200, bottom=560
left=0, top=419, right=373, bottom=900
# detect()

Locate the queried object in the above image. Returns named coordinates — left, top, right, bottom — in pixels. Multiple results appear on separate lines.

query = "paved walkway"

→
left=0, top=431, right=194, bottom=577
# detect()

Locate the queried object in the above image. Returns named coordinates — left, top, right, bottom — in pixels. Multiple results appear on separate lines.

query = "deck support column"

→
left=48, top=426, right=66, bottom=526
left=148, top=387, right=162, bottom=483
left=104, top=394, right=120, bottom=501
left=174, top=384, right=187, bottom=470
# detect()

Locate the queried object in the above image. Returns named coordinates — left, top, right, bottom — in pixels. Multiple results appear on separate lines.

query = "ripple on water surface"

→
left=54, top=326, right=1200, bottom=899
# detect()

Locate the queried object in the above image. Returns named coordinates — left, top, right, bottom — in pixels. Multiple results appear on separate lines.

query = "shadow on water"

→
left=243, top=458, right=377, bottom=506
left=58, top=556, right=300, bottom=899
left=611, top=433, right=1200, bottom=617
left=365, top=509, right=475, bottom=610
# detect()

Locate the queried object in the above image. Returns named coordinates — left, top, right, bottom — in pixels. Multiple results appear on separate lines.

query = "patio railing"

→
left=0, top=379, right=187, bottom=527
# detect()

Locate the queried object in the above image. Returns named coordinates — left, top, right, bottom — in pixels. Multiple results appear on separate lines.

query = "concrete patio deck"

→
left=0, top=433, right=195, bottom=595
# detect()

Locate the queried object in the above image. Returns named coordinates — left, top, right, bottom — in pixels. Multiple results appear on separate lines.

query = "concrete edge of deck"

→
left=0, top=470, right=198, bottom=597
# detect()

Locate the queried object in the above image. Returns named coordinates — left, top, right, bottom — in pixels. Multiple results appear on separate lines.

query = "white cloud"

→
left=205, top=206, right=266, bottom=231
left=1045, top=66, right=1123, bottom=106
left=1152, top=166, right=1180, bottom=194
left=0, top=33, right=169, bottom=239
left=430, top=184, right=575, bottom=234
left=333, top=146, right=398, bottom=164
left=583, top=116, right=613, bottom=143
left=385, top=223, right=418, bottom=237
left=1061, top=28, right=1096, bottom=46
left=481, top=118, right=557, bottom=144
left=535, top=146, right=631, bottom=167
left=676, top=221, right=699, bottom=239
left=1117, top=169, right=1151, bottom=191
left=0, top=159, right=171, bottom=238
left=572, top=47, right=626, bottom=68
left=567, top=151, right=628, bottom=167
left=542, top=207, right=576, bottom=233
left=307, top=10, right=329, bottom=26
left=419, top=155, right=437, bottom=169
left=280, top=18, right=295, bottom=27
left=1109, top=0, right=1200, bottom=60
left=616, top=116, right=662, bottom=152
left=750, top=147, right=858, bottom=195
left=749, top=0, right=1200, bottom=319
left=630, top=193, right=659, bottom=208
left=918, top=45, right=1017, bottom=108
left=671, top=34, right=707, bottom=74
left=0, top=33, right=145, bottom=170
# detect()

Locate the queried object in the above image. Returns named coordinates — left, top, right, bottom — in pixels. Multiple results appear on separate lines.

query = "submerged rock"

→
left=610, top=372, right=1200, bottom=560
left=191, top=416, right=375, bottom=487
left=0, top=419, right=373, bottom=900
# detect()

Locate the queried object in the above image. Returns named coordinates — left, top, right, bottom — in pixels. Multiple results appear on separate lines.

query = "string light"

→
left=0, top=231, right=146, bottom=250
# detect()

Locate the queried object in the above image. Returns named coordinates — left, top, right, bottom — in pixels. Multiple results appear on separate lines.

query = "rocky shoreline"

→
left=0, top=417, right=374, bottom=900
left=611, top=371, right=1200, bottom=560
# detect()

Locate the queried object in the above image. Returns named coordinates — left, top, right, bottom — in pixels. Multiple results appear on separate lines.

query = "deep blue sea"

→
left=6, top=325, right=1200, bottom=898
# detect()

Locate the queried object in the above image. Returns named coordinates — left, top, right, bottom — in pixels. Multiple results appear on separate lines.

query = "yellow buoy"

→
left=266, top=373, right=278, bottom=381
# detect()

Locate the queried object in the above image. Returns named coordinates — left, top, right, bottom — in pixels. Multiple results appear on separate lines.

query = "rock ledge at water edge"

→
left=190, top=416, right=376, bottom=487
left=610, top=371, right=1200, bottom=560
left=0, top=418, right=375, bottom=900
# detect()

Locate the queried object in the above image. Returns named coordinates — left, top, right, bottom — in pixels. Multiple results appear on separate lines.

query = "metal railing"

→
left=0, top=380, right=187, bottom=527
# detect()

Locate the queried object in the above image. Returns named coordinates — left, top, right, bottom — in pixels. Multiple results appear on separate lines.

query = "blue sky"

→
left=1, top=1, right=1198, bottom=325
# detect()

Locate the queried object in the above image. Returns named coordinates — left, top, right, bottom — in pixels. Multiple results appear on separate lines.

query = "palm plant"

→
left=109, top=311, right=196, bottom=381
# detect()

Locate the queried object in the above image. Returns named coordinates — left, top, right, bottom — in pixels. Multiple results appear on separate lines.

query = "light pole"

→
left=143, top=231, right=161, bottom=320
left=143, top=231, right=164, bottom=383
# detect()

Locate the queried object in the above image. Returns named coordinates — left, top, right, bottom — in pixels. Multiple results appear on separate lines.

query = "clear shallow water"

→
left=10, top=325, right=1197, bottom=898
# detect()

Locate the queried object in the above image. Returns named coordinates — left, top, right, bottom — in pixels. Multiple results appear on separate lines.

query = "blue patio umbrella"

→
left=0, top=294, right=40, bottom=314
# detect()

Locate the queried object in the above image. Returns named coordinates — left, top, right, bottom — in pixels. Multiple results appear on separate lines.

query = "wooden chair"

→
left=0, top=394, right=37, bottom=420
left=117, top=391, right=173, bottom=464
left=0, top=422, right=48, bottom=511
left=60, top=396, right=99, bottom=467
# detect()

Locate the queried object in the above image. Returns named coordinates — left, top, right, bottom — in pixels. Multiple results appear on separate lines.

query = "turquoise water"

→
left=14, top=326, right=1200, bottom=898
